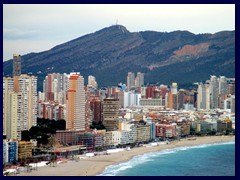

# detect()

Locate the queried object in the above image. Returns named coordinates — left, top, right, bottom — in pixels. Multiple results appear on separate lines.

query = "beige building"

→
left=102, top=98, right=119, bottom=131
left=136, top=124, right=150, bottom=143
left=3, top=75, right=37, bottom=140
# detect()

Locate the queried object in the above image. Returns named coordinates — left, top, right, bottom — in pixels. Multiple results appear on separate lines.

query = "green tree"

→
left=209, top=129, right=216, bottom=135
left=21, top=130, right=31, bottom=141
left=190, top=127, right=196, bottom=135
left=195, top=132, right=202, bottom=136
left=225, top=128, right=232, bottom=135
left=56, top=119, right=66, bottom=130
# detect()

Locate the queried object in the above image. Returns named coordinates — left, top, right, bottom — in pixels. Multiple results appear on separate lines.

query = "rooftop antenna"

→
left=116, top=19, right=118, bottom=25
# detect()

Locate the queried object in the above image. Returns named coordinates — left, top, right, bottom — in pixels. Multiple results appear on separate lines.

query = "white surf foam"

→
left=98, top=141, right=235, bottom=176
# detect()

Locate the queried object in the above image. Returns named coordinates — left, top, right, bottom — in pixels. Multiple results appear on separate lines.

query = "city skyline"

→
left=3, top=4, right=235, bottom=61
left=3, top=53, right=235, bottom=176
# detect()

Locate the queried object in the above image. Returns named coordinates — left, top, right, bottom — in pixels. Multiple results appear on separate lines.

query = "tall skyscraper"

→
left=87, top=75, right=98, bottom=94
left=227, top=83, right=235, bottom=95
left=135, top=72, right=144, bottom=87
left=3, top=77, right=15, bottom=139
left=88, top=75, right=97, bottom=87
left=85, top=92, right=93, bottom=131
left=171, top=82, right=178, bottom=94
left=89, top=95, right=102, bottom=124
left=127, top=72, right=135, bottom=91
left=13, top=54, right=21, bottom=77
left=210, top=75, right=219, bottom=109
left=160, top=85, right=168, bottom=106
left=102, top=98, right=119, bottom=131
left=3, top=75, right=38, bottom=140
left=197, top=83, right=210, bottom=110
left=66, top=73, right=85, bottom=131
left=219, top=76, right=228, bottom=95
left=177, top=89, right=185, bottom=110
left=167, top=92, right=178, bottom=110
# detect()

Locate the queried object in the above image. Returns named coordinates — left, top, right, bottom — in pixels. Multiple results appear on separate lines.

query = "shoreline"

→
left=18, top=135, right=235, bottom=176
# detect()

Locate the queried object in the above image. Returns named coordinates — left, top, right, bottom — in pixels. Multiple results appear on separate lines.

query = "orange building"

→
left=66, top=73, right=85, bottom=131
left=167, top=92, right=178, bottom=110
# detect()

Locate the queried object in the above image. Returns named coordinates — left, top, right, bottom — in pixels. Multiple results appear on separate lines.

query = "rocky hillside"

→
left=3, top=25, right=235, bottom=91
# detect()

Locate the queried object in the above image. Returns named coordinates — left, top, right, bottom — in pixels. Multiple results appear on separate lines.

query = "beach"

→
left=18, top=135, right=235, bottom=176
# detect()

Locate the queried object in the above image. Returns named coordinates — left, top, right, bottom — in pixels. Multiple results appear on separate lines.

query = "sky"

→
left=3, top=4, right=235, bottom=61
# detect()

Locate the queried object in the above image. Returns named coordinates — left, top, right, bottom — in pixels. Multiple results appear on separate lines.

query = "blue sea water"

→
left=99, top=141, right=235, bottom=176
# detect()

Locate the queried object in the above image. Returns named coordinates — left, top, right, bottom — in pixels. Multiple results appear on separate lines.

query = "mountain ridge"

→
left=3, top=25, right=235, bottom=91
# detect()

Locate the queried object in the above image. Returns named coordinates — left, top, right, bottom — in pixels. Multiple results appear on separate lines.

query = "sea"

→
left=99, top=141, right=235, bottom=176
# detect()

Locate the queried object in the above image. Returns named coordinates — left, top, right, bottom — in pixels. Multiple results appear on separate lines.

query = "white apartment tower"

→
left=3, top=75, right=37, bottom=140
left=171, top=82, right=178, bottom=94
left=219, top=76, right=228, bottom=95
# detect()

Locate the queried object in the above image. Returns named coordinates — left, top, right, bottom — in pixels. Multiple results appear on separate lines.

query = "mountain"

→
left=3, top=25, right=235, bottom=91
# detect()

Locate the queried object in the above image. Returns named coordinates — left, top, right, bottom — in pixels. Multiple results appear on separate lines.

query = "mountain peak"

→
left=96, top=24, right=130, bottom=34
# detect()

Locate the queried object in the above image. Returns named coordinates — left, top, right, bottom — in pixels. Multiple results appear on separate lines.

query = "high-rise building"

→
left=209, top=75, right=219, bottom=109
left=167, top=92, right=178, bottom=110
left=171, top=82, right=178, bottom=94
left=85, top=92, right=93, bottom=131
left=87, top=75, right=98, bottom=94
left=231, top=95, right=235, bottom=113
left=37, top=101, right=65, bottom=120
left=13, top=54, right=21, bottom=77
left=146, top=86, right=156, bottom=99
left=18, top=75, right=38, bottom=131
left=90, top=96, right=102, bottom=124
left=227, top=83, right=235, bottom=95
left=102, top=98, right=119, bottom=131
left=127, top=72, right=135, bottom=91
left=135, top=72, right=144, bottom=87
left=197, top=83, right=210, bottom=110
left=66, top=73, right=85, bottom=131
left=177, top=89, right=185, bottom=110
left=3, top=75, right=37, bottom=140
left=88, top=75, right=97, bottom=86
left=43, top=73, right=69, bottom=104
left=3, top=77, right=14, bottom=138
left=219, top=76, right=228, bottom=96
left=160, top=85, right=168, bottom=106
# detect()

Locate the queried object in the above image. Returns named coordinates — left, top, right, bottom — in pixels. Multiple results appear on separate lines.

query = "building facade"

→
left=3, top=75, right=37, bottom=140
left=127, top=72, right=135, bottom=91
left=66, top=73, right=85, bottom=131
left=102, top=98, right=119, bottom=131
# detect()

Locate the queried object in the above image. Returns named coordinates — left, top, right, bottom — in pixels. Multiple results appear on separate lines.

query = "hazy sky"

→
left=3, top=4, right=235, bottom=61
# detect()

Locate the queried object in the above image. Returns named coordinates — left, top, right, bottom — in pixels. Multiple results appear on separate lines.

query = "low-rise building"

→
left=3, top=140, right=18, bottom=164
left=18, top=141, right=33, bottom=160
left=140, top=98, right=162, bottom=106
left=155, top=124, right=176, bottom=138
left=136, top=124, right=150, bottom=143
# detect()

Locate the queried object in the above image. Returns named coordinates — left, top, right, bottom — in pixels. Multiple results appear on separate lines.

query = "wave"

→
left=98, top=141, right=235, bottom=176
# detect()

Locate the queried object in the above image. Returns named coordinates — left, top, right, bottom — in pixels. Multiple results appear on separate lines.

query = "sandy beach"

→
left=18, top=135, right=235, bottom=176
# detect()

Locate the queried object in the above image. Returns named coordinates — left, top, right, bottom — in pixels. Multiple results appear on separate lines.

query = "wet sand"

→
left=18, top=135, right=235, bottom=176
